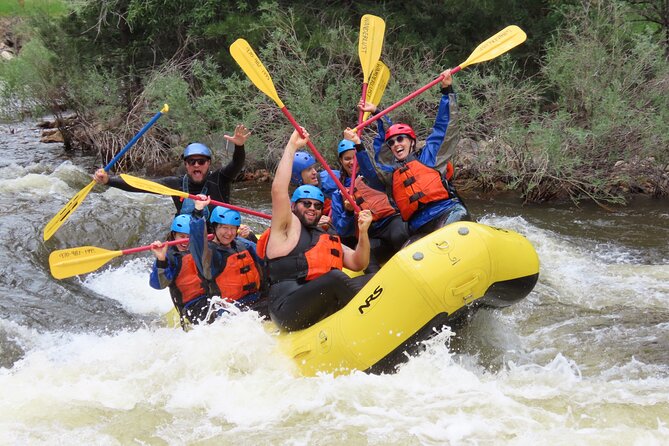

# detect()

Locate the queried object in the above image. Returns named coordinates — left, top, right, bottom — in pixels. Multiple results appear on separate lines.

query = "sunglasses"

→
left=185, top=158, right=210, bottom=166
left=386, top=135, right=408, bottom=147
left=298, top=200, right=323, bottom=211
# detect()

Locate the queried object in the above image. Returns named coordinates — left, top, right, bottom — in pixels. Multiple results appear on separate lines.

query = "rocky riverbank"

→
left=0, top=17, right=22, bottom=61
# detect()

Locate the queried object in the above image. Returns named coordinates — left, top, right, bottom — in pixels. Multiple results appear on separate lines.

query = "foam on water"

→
left=83, top=258, right=173, bottom=316
left=481, top=214, right=669, bottom=310
left=2, top=182, right=668, bottom=444
left=1, top=306, right=668, bottom=445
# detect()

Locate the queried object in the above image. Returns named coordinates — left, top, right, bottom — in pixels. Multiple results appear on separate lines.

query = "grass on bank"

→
left=0, top=0, right=66, bottom=17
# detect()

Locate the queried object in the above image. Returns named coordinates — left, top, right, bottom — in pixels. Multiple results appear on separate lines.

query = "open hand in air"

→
left=224, top=124, right=252, bottom=146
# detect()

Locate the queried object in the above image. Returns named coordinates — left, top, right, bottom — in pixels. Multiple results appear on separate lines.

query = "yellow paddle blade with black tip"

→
left=363, top=61, right=390, bottom=122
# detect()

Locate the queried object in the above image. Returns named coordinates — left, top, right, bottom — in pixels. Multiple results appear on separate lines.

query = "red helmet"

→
left=385, top=123, right=416, bottom=142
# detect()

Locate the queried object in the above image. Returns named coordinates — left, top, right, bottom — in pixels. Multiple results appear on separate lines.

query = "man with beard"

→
left=94, top=124, right=251, bottom=218
left=256, top=128, right=373, bottom=332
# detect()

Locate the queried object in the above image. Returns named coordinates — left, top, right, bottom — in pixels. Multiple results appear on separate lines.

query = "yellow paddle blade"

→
left=49, top=246, right=122, bottom=279
left=363, top=61, right=390, bottom=122
left=459, top=25, right=527, bottom=70
left=358, top=14, right=386, bottom=82
left=230, top=39, right=285, bottom=108
left=119, top=174, right=189, bottom=199
left=43, top=180, right=96, bottom=241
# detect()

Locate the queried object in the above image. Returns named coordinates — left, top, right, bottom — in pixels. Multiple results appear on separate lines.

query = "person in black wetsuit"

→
left=256, top=128, right=373, bottom=332
left=93, top=124, right=251, bottom=218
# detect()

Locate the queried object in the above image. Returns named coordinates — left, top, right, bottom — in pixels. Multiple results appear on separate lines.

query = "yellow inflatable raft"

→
left=164, top=221, right=539, bottom=376
left=277, top=221, right=539, bottom=376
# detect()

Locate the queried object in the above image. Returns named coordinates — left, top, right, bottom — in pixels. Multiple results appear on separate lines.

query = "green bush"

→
left=450, top=1, right=669, bottom=203
left=0, top=38, right=57, bottom=119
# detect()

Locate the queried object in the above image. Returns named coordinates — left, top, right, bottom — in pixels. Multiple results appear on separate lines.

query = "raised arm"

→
left=343, top=127, right=389, bottom=191
left=218, top=124, right=250, bottom=179
left=421, top=69, right=457, bottom=169
left=268, top=128, right=311, bottom=240
left=189, top=195, right=213, bottom=280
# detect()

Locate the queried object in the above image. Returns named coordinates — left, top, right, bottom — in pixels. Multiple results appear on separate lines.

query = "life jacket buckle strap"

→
left=409, top=192, right=425, bottom=203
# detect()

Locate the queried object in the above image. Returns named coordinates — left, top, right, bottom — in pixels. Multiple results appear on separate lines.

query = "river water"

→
left=1, top=120, right=668, bottom=445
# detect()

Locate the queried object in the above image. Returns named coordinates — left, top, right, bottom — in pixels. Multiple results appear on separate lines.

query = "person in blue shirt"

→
left=149, top=215, right=213, bottom=326
left=189, top=196, right=268, bottom=318
left=353, top=69, right=471, bottom=238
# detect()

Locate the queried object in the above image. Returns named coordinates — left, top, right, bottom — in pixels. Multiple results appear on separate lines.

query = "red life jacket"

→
left=259, top=225, right=344, bottom=284
left=392, top=159, right=451, bottom=221
left=174, top=254, right=208, bottom=304
left=352, top=177, right=397, bottom=222
left=213, top=248, right=262, bottom=302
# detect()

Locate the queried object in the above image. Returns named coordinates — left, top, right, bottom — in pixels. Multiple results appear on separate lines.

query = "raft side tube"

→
left=277, top=222, right=540, bottom=376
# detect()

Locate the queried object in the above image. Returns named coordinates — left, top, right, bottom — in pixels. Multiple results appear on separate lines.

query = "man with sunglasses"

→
left=256, top=128, right=374, bottom=332
left=352, top=70, right=471, bottom=239
left=93, top=124, right=251, bottom=218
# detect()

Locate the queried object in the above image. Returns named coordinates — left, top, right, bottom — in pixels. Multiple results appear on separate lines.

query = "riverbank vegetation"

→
left=1, top=0, right=667, bottom=204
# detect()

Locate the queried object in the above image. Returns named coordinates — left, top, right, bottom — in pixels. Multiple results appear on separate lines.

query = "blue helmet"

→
left=182, top=142, right=212, bottom=159
left=210, top=206, right=241, bottom=226
left=170, top=214, right=191, bottom=234
left=337, top=139, right=355, bottom=157
left=291, top=185, right=324, bottom=203
left=291, top=151, right=317, bottom=185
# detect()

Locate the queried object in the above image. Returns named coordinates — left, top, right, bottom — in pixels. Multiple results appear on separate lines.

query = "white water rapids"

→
left=1, top=121, right=668, bottom=445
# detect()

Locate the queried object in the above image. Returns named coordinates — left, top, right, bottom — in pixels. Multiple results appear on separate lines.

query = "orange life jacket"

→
left=213, top=248, right=262, bottom=302
left=352, top=177, right=397, bottom=221
left=259, top=225, right=344, bottom=284
left=392, top=159, right=451, bottom=221
left=174, top=254, right=208, bottom=304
